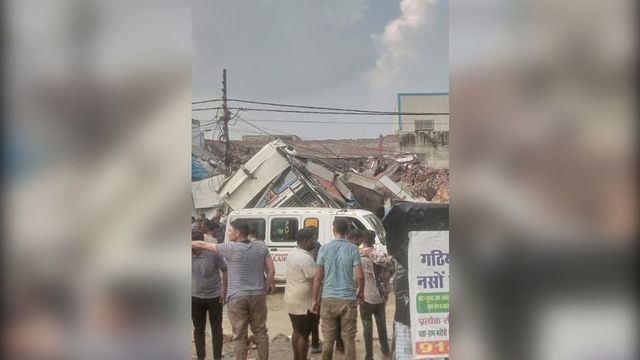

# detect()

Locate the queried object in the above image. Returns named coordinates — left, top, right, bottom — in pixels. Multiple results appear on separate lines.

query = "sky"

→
left=192, top=0, right=448, bottom=140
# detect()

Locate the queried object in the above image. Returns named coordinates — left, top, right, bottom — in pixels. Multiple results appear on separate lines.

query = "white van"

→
left=227, top=208, right=388, bottom=283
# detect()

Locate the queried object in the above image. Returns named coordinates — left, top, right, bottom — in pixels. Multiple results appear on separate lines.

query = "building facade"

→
left=395, top=93, right=449, bottom=168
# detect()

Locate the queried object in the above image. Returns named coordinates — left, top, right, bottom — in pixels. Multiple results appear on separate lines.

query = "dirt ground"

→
left=191, top=288, right=395, bottom=359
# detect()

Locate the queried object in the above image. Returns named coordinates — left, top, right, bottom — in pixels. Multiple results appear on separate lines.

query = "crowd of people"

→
left=191, top=211, right=394, bottom=360
left=192, top=209, right=226, bottom=242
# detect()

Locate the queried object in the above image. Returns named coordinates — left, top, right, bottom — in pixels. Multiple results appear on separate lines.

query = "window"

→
left=415, top=119, right=434, bottom=131
left=364, top=214, right=387, bottom=245
left=400, top=133, right=416, bottom=146
left=303, top=217, right=319, bottom=228
left=233, top=218, right=266, bottom=241
left=303, top=218, right=320, bottom=242
left=270, top=218, right=299, bottom=242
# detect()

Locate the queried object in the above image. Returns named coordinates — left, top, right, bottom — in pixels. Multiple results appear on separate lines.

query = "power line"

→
left=239, top=118, right=449, bottom=125
left=230, top=122, right=266, bottom=135
left=239, top=122, right=298, bottom=137
left=228, top=98, right=405, bottom=114
left=206, top=117, right=402, bottom=163
left=238, top=117, right=359, bottom=165
left=192, top=97, right=449, bottom=116
left=204, top=108, right=406, bottom=155
left=196, top=109, right=242, bottom=128
left=192, top=106, right=448, bottom=116
left=192, top=106, right=222, bottom=112
left=196, top=117, right=448, bottom=127
left=215, top=117, right=413, bottom=152
left=237, top=117, right=278, bottom=139
left=314, top=141, right=346, bottom=160
left=192, top=99, right=223, bottom=105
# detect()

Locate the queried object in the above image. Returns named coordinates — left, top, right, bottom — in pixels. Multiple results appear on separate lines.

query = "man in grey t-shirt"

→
left=192, top=231, right=227, bottom=360
left=192, top=220, right=275, bottom=360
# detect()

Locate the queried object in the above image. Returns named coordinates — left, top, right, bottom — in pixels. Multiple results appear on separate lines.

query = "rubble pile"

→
left=363, top=155, right=449, bottom=203
left=192, top=139, right=449, bottom=217
left=400, top=165, right=449, bottom=202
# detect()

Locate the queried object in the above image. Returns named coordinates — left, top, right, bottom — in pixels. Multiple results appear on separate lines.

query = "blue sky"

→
left=192, top=0, right=448, bottom=139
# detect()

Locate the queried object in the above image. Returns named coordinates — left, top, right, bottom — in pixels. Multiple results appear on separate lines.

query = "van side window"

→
left=303, top=217, right=319, bottom=229
left=233, top=218, right=266, bottom=241
left=271, top=218, right=299, bottom=242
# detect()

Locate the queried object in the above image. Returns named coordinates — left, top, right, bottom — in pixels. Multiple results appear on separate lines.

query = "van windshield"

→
left=364, top=214, right=387, bottom=245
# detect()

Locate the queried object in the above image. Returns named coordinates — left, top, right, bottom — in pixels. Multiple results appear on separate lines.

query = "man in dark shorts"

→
left=192, top=231, right=227, bottom=360
left=192, top=220, right=275, bottom=360
left=284, top=228, right=318, bottom=360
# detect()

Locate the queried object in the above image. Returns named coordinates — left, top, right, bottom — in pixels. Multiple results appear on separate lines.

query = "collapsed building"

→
left=193, top=140, right=448, bottom=218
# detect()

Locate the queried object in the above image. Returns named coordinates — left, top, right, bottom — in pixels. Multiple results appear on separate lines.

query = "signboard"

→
left=408, top=231, right=450, bottom=359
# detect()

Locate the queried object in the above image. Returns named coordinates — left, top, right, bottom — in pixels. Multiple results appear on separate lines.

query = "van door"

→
left=267, top=216, right=300, bottom=282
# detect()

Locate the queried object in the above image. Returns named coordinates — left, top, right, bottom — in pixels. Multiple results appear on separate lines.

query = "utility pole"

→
left=221, top=69, right=231, bottom=176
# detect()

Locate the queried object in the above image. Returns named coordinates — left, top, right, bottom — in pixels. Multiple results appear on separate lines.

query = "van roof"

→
left=229, top=207, right=374, bottom=217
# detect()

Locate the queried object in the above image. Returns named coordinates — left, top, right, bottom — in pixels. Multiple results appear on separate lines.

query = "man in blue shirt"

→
left=311, top=219, right=364, bottom=360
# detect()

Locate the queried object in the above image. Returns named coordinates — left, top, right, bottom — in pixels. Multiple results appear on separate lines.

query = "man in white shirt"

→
left=284, top=228, right=317, bottom=360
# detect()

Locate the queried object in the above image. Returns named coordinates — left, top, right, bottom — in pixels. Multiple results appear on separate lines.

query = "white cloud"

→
left=369, top=0, right=438, bottom=88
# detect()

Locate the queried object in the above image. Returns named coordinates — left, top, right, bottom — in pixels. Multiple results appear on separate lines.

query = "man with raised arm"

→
left=191, top=230, right=227, bottom=360
left=192, top=220, right=275, bottom=360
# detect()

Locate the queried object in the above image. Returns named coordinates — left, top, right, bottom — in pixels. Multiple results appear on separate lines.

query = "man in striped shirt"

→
left=192, top=220, right=276, bottom=360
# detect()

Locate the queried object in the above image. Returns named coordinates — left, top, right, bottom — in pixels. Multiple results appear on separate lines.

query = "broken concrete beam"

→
left=335, top=179, right=354, bottom=200
left=217, top=140, right=292, bottom=210
left=377, top=175, right=417, bottom=202
left=305, top=161, right=336, bottom=183
left=344, top=172, right=377, bottom=190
